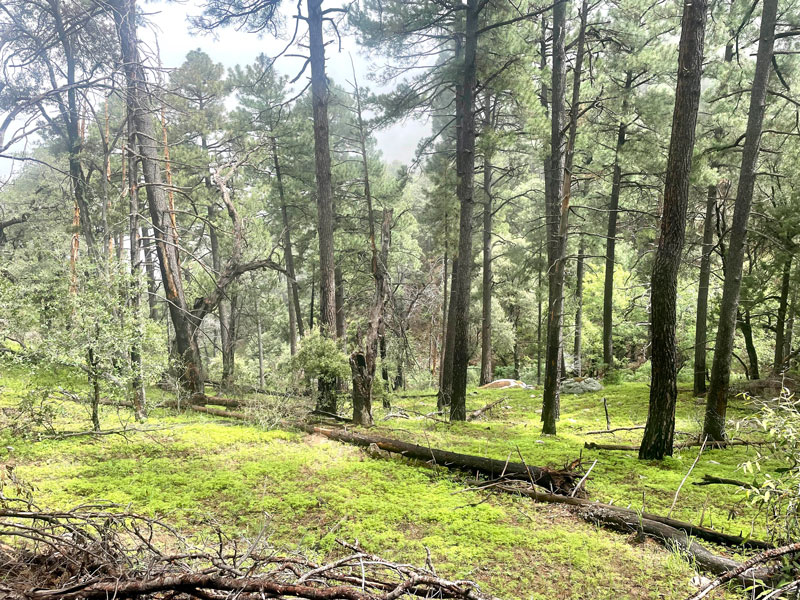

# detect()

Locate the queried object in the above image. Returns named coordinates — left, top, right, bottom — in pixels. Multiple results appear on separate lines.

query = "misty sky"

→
left=142, top=0, right=430, bottom=166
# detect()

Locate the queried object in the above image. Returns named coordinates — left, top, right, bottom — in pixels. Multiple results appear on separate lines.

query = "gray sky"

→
left=142, top=0, right=429, bottom=165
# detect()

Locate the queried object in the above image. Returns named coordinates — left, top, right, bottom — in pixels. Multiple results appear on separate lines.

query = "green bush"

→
left=292, top=329, right=350, bottom=387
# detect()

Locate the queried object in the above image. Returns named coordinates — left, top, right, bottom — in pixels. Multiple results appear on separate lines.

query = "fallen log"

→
left=189, top=405, right=248, bottom=420
left=692, top=474, right=758, bottom=490
left=577, top=505, right=781, bottom=584
left=480, top=483, right=773, bottom=550
left=585, top=439, right=770, bottom=451
left=190, top=393, right=243, bottom=408
left=466, top=398, right=505, bottom=421
left=297, top=424, right=581, bottom=495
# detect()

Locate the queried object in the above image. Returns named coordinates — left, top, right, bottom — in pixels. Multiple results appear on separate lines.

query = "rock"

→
left=560, top=377, right=603, bottom=394
left=479, top=379, right=532, bottom=390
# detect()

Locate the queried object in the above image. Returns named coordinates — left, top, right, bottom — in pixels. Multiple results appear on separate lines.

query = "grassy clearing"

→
left=0, top=360, right=774, bottom=599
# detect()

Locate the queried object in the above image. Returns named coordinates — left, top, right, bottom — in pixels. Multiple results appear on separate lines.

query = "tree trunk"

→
left=785, top=281, right=796, bottom=366
left=573, top=236, right=585, bottom=376
left=335, top=266, right=346, bottom=342
left=273, top=137, right=305, bottom=340
left=639, top=0, right=709, bottom=459
left=774, top=256, right=792, bottom=372
left=693, top=185, right=716, bottom=396
left=308, top=0, right=338, bottom=413
left=513, top=304, right=521, bottom=380
left=543, top=0, right=587, bottom=434
left=479, top=93, right=494, bottom=386
left=448, top=0, right=480, bottom=422
left=602, top=71, right=632, bottom=374
left=739, top=308, right=760, bottom=380
left=221, top=290, right=237, bottom=388
left=438, top=215, right=449, bottom=389
left=256, top=300, right=265, bottom=389
left=703, top=0, right=777, bottom=442
left=112, top=0, right=205, bottom=397
left=126, top=107, right=146, bottom=421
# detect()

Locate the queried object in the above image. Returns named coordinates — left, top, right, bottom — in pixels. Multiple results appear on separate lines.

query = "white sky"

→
left=141, top=0, right=429, bottom=165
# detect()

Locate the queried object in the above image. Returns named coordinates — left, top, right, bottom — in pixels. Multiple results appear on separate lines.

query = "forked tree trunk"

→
left=639, top=0, right=709, bottom=460
left=543, top=0, right=587, bottom=434
left=739, top=308, right=760, bottom=381
left=602, top=71, right=631, bottom=374
left=703, top=0, right=778, bottom=441
left=693, top=185, right=716, bottom=396
left=307, top=0, right=338, bottom=413
left=112, top=0, right=205, bottom=397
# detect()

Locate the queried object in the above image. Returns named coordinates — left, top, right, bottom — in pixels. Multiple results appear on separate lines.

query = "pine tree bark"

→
left=693, top=185, right=716, bottom=395
left=273, top=136, right=304, bottom=345
left=602, top=71, right=631, bottom=373
left=112, top=0, right=205, bottom=397
left=573, top=236, right=585, bottom=377
left=774, top=256, right=792, bottom=372
left=739, top=307, right=760, bottom=380
left=639, top=0, right=709, bottom=459
left=703, top=0, right=778, bottom=442
left=543, top=0, right=587, bottom=434
left=448, top=0, right=480, bottom=422
left=308, top=0, right=338, bottom=413
left=479, top=94, right=494, bottom=386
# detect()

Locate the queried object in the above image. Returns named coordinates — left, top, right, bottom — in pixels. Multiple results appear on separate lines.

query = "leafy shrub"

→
left=291, top=329, right=349, bottom=388
left=741, top=385, right=800, bottom=542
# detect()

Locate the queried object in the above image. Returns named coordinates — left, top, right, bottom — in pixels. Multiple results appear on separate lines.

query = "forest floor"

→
left=0, top=360, right=782, bottom=600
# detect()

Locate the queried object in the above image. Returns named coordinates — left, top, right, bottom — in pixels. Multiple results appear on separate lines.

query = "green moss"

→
left=0, top=361, right=760, bottom=598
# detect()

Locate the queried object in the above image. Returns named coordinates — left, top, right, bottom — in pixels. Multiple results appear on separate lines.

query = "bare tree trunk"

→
left=113, top=0, right=205, bottom=397
left=602, top=71, right=631, bottom=374
left=573, top=236, right=584, bottom=377
left=438, top=215, right=449, bottom=389
left=639, top=0, right=709, bottom=459
left=543, top=0, right=587, bottom=434
left=438, top=258, right=458, bottom=411
left=308, top=0, right=337, bottom=413
left=448, top=0, right=480, bottom=422
left=479, top=93, right=494, bottom=387
left=774, top=256, right=792, bottom=372
left=335, top=266, right=346, bottom=343
left=785, top=281, right=796, bottom=365
left=693, top=185, right=716, bottom=396
left=221, top=290, right=237, bottom=388
left=703, top=0, right=777, bottom=441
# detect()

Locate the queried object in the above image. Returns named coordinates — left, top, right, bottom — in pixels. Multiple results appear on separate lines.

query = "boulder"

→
left=561, top=377, right=603, bottom=394
left=479, top=379, right=532, bottom=390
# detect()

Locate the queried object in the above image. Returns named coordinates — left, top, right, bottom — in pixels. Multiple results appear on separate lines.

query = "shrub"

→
left=292, top=329, right=350, bottom=388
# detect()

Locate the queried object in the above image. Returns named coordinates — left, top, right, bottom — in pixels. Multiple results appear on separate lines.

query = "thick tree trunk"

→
left=543, top=0, right=587, bottom=433
left=573, top=236, right=584, bottom=377
left=693, top=185, right=716, bottom=396
left=774, top=257, right=792, bottom=372
left=703, top=0, right=777, bottom=442
left=639, top=0, right=708, bottom=459
left=448, top=0, right=480, bottom=422
left=307, top=0, right=338, bottom=413
left=602, top=72, right=631, bottom=374
left=479, top=94, right=494, bottom=386
left=438, top=258, right=457, bottom=410
left=113, top=0, right=205, bottom=396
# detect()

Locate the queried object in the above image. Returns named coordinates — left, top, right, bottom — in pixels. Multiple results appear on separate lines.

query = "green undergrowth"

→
left=0, top=359, right=771, bottom=599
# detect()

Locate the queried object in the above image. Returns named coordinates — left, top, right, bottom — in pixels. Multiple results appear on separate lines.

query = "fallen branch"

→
left=685, top=542, right=800, bottom=600
left=586, top=425, right=693, bottom=436
left=466, top=398, right=505, bottom=421
left=189, top=405, right=248, bottom=420
left=692, top=474, right=758, bottom=490
left=310, top=409, right=353, bottom=423
left=473, top=481, right=773, bottom=549
left=297, top=424, right=582, bottom=495
left=584, top=439, right=769, bottom=451
left=37, top=427, right=168, bottom=441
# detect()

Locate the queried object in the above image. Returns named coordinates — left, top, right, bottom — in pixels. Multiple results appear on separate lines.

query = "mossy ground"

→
left=0, top=360, right=774, bottom=599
